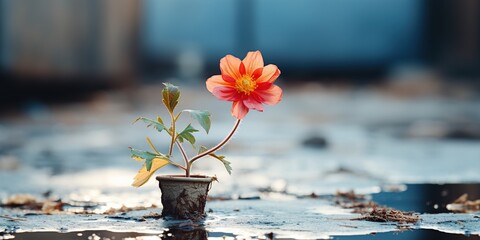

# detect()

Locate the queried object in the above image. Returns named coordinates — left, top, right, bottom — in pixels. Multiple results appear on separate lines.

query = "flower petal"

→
left=212, top=86, right=241, bottom=101
left=252, top=68, right=263, bottom=80
left=243, top=51, right=264, bottom=76
left=206, top=75, right=230, bottom=93
left=255, top=84, right=282, bottom=105
left=220, top=55, right=242, bottom=80
left=256, top=64, right=280, bottom=83
left=239, top=62, right=246, bottom=76
left=244, top=97, right=264, bottom=112
left=222, top=74, right=236, bottom=83
left=232, top=101, right=249, bottom=120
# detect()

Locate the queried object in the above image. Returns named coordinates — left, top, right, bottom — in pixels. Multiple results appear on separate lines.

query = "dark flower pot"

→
left=156, top=175, right=213, bottom=220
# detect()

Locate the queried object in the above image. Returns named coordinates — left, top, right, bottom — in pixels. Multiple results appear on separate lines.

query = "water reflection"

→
left=373, top=184, right=480, bottom=214
left=10, top=228, right=479, bottom=240
left=164, top=228, right=208, bottom=240
left=10, top=229, right=210, bottom=240
left=332, top=229, right=480, bottom=240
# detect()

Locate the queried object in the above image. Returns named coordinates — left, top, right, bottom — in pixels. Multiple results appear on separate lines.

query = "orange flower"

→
left=206, top=51, right=282, bottom=119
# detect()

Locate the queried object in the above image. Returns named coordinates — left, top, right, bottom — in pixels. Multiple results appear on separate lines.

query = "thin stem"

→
left=186, top=161, right=192, bottom=177
left=146, top=137, right=160, bottom=154
left=174, top=111, right=183, bottom=122
left=168, top=112, right=175, bottom=156
left=170, top=161, right=187, bottom=171
left=188, top=119, right=241, bottom=171
left=175, top=139, right=189, bottom=169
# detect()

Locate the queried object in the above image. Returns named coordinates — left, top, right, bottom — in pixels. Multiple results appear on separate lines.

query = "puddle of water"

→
left=4, top=229, right=243, bottom=240
left=372, top=184, right=480, bottom=214
left=332, top=229, right=480, bottom=240
left=8, top=229, right=480, bottom=240
left=7, top=229, right=211, bottom=240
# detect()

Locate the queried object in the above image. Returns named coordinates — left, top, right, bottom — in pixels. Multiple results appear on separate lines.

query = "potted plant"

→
left=130, top=51, right=282, bottom=220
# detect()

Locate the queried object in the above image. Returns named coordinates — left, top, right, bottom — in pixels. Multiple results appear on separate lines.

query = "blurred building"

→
left=141, top=0, right=480, bottom=77
left=0, top=0, right=479, bottom=107
left=425, top=0, right=480, bottom=76
left=142, top=0, right=423, bottom=75
left=1, top=0, right=139, bottom=82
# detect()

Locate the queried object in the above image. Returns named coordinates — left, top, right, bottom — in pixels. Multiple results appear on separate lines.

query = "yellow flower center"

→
left=235, top=75, right=257, bottom=95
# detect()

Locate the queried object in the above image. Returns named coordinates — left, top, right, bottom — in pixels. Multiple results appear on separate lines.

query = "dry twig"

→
left=447, top=193, right=480, bottom=213
left=353, top=206, right=419, bottom=223
left=335, top=190, right=420, bottom=224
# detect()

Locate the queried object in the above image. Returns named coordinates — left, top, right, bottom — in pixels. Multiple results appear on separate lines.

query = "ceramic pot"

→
left=156, top=175, right=213, bottom=220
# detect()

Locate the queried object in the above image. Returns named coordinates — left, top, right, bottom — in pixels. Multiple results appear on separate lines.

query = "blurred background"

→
left=1, top=0, right=480, bottom=211
left=1, top=0, right=480, bottom=110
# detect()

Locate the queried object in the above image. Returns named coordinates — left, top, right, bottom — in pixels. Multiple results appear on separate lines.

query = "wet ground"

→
left=6, top=229, right=480, bottom=240
left=1, top=82, right=480, bottom=239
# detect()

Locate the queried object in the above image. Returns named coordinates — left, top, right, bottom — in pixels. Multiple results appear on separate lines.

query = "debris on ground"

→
left=40, top=200, right=64, bottom=214
left=341, top=201, right=379, bottom=214
left=1, top=194, right=45, bottom=211
left=446, top=193, right=480, bottom=213
left=335, top=190, right=420, bottom=224
left=354, top=206, right=420, bottom=224
left=1, top=194, right=156, bottom=215
left=143, top=212, right=162, bottom=219
left=336, top=190, right=365, bottom=201
left=3, top=194, right=38, bottom=206
left=207, top=196, right=233, bottom=201
left=2, top=194, right=71, bottom=214
left=104, top=205, right=157, bottom=215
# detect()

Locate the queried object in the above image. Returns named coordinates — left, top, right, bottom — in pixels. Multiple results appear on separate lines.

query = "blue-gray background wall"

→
left=141, top=0, right=423, bottom=71
left=0, top=0, right=8, bottom=71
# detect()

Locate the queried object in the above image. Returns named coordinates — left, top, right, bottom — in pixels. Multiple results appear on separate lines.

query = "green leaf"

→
left=183, top=110, right=211, bottom=133
left=177, top=124, right=198, bottom=146
left=134, top=117, right=167, bottom=133
left=129, top=148, right=168, bottom=171
left=209, top=153, right=232, bottom=175
left=162, top=83, right=180, bottom=113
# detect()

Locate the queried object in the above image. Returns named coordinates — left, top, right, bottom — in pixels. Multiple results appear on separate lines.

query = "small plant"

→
left=130, top=51, right=282, bottom=187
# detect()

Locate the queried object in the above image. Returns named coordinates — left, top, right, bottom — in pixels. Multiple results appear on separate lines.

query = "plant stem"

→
left=146, top=137, right=160, bottom=154
left=175, top=139, right=189, bottom=171
left=168, top=112, right=175, bottom=156
left=186, top=119, right=241, bottom=176
left=170, top=161, right=187, bottom=171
